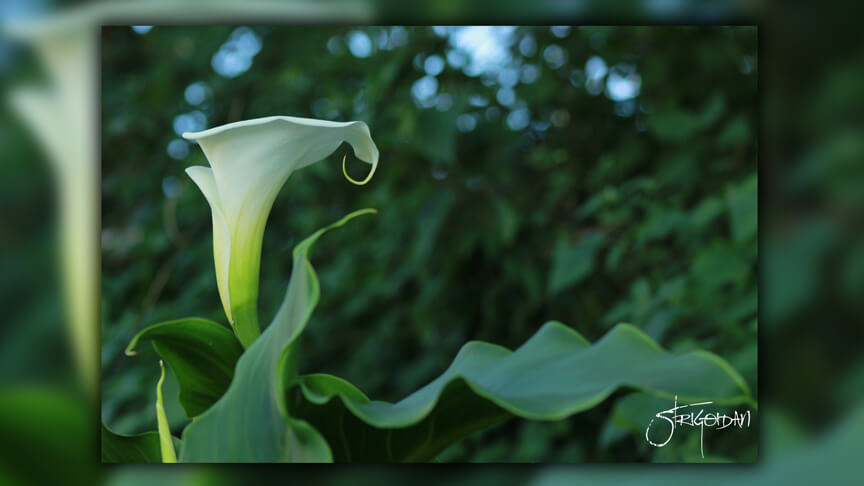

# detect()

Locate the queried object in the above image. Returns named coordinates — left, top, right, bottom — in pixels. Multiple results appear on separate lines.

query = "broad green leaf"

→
left=717, top=115, right=751, bottom=148
left=689, top=196, right=725, bottom=229
left=101, top=423, right=161, bottom=463
left=289, top=322, right=753, bottom=462
left=691, top=243, right=751, bottom=289
left=290, top=373, right=510, bottom=462
left=646, top=94, right=725, bottom=143
left=695, top=93, right=726, bottom=128
left=179, top=209, right=376, bottom=462
left=156, top=361, right=177, bottom=463
left=125, top=317, right=243, bottom=417
left=284, top=417, right=335, bottom=462
left=645, top=108, right=699, bottom=142
left=548, top=231, right=606, bottom=295
left=726, top=173, right=758, bottom=244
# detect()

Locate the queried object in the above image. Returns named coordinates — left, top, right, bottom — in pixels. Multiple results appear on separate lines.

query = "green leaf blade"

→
left=178, top=209, right=375, bottom=462
left=291, top=322, right=753, bottom=462
left=125, top=317, right=243, bottom=418
left=156, top=361, right=178, bottom=463
left=548, top=231, right=606, bottom=295
left=101, top=424, right=162, bottom=463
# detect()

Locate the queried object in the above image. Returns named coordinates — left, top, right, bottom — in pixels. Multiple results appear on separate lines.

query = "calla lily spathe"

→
left=184, top=116, right=379, bottom=347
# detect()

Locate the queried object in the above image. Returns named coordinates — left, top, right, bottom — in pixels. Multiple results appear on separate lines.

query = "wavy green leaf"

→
left=125, top=317, right=243, bottom=418
left=179, top=209, right=376, bottom=462
left=101, top=423, right=161, bottom=463
left=289, top=322, right=753, bottom=462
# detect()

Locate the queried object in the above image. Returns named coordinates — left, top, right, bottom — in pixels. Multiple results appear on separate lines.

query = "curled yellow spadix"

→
left=342, top=153, right=377, bottom=185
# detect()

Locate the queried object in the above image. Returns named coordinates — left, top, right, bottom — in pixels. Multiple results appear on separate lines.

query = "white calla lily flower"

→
left=183, top=116, right=378, bottom=347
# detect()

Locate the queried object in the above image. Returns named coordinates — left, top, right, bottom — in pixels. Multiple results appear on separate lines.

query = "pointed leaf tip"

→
left=156, top=360, right=178, bottom=463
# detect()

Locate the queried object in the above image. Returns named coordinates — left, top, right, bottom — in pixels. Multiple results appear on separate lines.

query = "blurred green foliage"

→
left=101, top=25, right=756, bottom=462
left=0, top=65, right=68, bottom=385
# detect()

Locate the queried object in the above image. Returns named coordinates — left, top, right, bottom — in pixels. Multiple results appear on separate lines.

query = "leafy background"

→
left=101, top=25, right=757, bottom=462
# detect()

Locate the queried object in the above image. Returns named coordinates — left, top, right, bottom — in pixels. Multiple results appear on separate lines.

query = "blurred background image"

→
left=0, top=0, right=862, bottom=481
left=101, top=25, right=757, bottom=462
